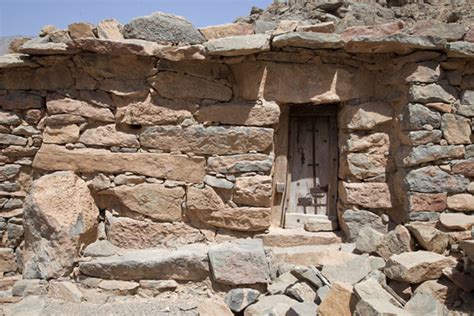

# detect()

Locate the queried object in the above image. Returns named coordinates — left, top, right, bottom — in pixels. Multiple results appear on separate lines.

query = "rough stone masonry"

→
left=0, top=1, right=474, bottom=315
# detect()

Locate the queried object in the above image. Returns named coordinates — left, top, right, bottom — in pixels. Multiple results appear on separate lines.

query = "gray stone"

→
left=0, top=53, right=38, bottom=69
left=345, top=34, right=445, bottom=54
left=79, top=244, right=209, bottom=281
left=0, top=110, right=21, bottom=125
left=341, top=210, right=387, bottom=241
left=291, top=267, right=324, bottom=289
left=87, top=173, right=111, bottom=191
left=98, top=280, right=139, bottom=295
left=83, top=240, right=119, bottom=257
left=401, top=130, right=442, bottom=146
left=140, top=125, right=273, bottom=155
left=243, top=294, right=298, bottom=316
left=12, top=279, right=47, bottom=297
left=48, top=281, right=84, bottom=303
left=409, top=84, right=457, bottom=104
left=204, top=175, right=234, bottom=190
left=207, top=153, right=273, bottom=174
left=272, top=32, right=344, bottom=49
left=376, top=225, right=414, bottom=260
left=354, top=278, right=404, bottom=311
left=400, top=103, right=441, bottom=130
left=224, top=288, right=260, bottom=313
left=397, top=145, right=464, bottom=167
left=254, top=20, right=277, bottom=34
left=405, top=166, right=469, bottom=193
left=405, top=292, right=446, bottom=315
left=355, top=226, right=384, bottom=254
left=0, top=133, right=27, bottom=146
left=322, top=255, right=372, bottom=285
left=317, top=285, right=330, bottom=301
left=0, top=164, right=20, bottom=181
left=206, top=34, right=271, bottom=57
left=268, top=272, right=298, bottom=294
left=19, top=37, right=79, bottom=55
left=208, top=239, right=270, bottom=286
left=408, top=212, right=440, bottom=222
left=446, top=41, right=474, bottom=58
left=123, top=11, right=204, bottom=45
left=286, top=302, right=318, bottom=316
left=7, top=222, right=24, bottom=248
left=286, top=282, right=318, bottom=303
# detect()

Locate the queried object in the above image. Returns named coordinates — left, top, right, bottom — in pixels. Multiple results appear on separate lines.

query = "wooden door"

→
left=284, top=110, right=338, bottom=230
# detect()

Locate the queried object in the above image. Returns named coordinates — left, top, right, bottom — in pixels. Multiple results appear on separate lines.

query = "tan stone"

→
left=43, top=125, right=80, bottom=144
left=79, top=125, right=139, bottom=148
left=384, top=251, right=456, bottom=284
left=425, top=102, right=453, bottom=113
left=296, top=22, right=335, bottom=33
left=452, top=160, right=474, bottom=177
left=441, top=114, right=471, bottom=145
left=318, top=281, right=355, bottom=316
left=47, top=95, right=115, bottom=122
left=234, top=175, right=272, bottom=207
left=186, top=186, right=270, bottom=231
left=48, top=281, right=84, bottom=303
left=72, top=38, right=160, bottom=56
left=195, top=100, right=280, bottom=126
left=273, top=20, right=299, bottom=35
left=199, top=23, right=253, bottom=40
left=257, top=228, right=342, bottom=247
left=343, top=132, right=389, bottom=154
left=33, top=144, right=205, bottom=183
left=115, top=96, right=193, bottom=126
left=96, top=183, right=185, bottom=222
left=197, top=299, right=233, bottom=316
left=96, top=19, right=123, bottom=40
left=414, top=279, right=461, bottom=305
left=140, top=125, right=273, bottom=155
left=0, top=64, right=74, bottom=90
left=439, top=213, right=474, bottom=231
left=339, top=182, right=392, bottom=209
left=154, top=44, right=206, bottom=62
left=151, top=71, right=232, bottom=101
left=68, top=22, right=95, bottom=39
left=0, top=248, right=16, bottom=275
left=340, top=21, right=405, bottom=40
left=206, top=34, right=270, bottom=57
left=340, top=152, right=388, bottom=180
left=106, top=216, right=205, bottom=249
left=339, top=102, right=393, bottom=130
left=408, top=193, right=447, bottom=212
left=447, top=194, right=474, bottom=212
left=231, top=61, right=374, bottom=104
left=24, top=171, right=98, bottom=279
left=406, top=222, right=449, bottom=254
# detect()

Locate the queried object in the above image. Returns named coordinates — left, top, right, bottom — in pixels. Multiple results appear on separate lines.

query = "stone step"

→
left=79, top=244, right=209, bottom=281
left=256, top=227, right=343, bottom=247
left=266, top=244, right=360, bottom=267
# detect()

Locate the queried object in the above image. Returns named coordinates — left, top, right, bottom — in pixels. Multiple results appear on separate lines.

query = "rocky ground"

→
left=236, top=1, right=474, bottom=33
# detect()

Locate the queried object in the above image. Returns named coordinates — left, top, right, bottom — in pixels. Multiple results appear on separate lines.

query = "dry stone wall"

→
left=0, top=7, right=473, bottom=315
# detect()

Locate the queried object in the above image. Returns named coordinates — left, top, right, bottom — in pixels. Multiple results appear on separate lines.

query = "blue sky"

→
left=0, top=0, right=273, bottom=37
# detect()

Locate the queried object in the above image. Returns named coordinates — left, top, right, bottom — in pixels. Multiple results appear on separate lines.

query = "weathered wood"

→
left=284, top=109, right=338, bottom=229
left=271, top=105, right=289, bottom=226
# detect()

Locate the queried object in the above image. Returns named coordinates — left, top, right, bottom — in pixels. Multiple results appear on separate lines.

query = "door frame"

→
left=279, top=104, right=339, bottom=229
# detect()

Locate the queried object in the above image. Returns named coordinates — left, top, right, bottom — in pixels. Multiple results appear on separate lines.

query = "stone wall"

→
left=0, top=10, right=474, bottom=315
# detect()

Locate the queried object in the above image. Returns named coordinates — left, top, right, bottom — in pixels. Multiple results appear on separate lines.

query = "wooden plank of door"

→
left=287, top=117, right=315, bottom=215
left=315, top=115, right=330, bottom=216
left=328, top=115, right=338, bottom=220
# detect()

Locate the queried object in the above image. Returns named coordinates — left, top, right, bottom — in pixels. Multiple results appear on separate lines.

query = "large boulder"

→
left=23, top=171, right=98, bottom=279
left=123, top=12, right=205, bottom=45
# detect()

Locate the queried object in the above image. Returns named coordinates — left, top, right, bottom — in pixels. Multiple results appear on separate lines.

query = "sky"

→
left=0, top=0, right=273, bottom=37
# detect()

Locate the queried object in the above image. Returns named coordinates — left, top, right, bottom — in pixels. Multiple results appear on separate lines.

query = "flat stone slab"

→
left=345, top=34, right=445, bottom=54
left=19, top=37, right=80, bottom=55
left=79, top=244, right=209, bottom=281
left=0, top=54, right=38, bottom=69
left=384, top=251, right=456, bottom=284
left=446, top=41, right=474, bottom=58
left=256, top=227, right=342, bottom=247
left=206, top=34, right=271, bottom=57
left=71, top=38, right=160, bottom=56
left=208, top=239, right=270, bottom=285
left=272, top=32, right=344, bottom=49
left=33, top=144, right=205, bottom=183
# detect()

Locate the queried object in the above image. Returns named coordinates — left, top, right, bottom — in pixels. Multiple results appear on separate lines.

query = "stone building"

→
left=0, top=3, right=473, bottom=315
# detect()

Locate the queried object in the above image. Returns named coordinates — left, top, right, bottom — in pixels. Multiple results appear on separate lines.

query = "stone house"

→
left=0, top=8, right=473, bottom=315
